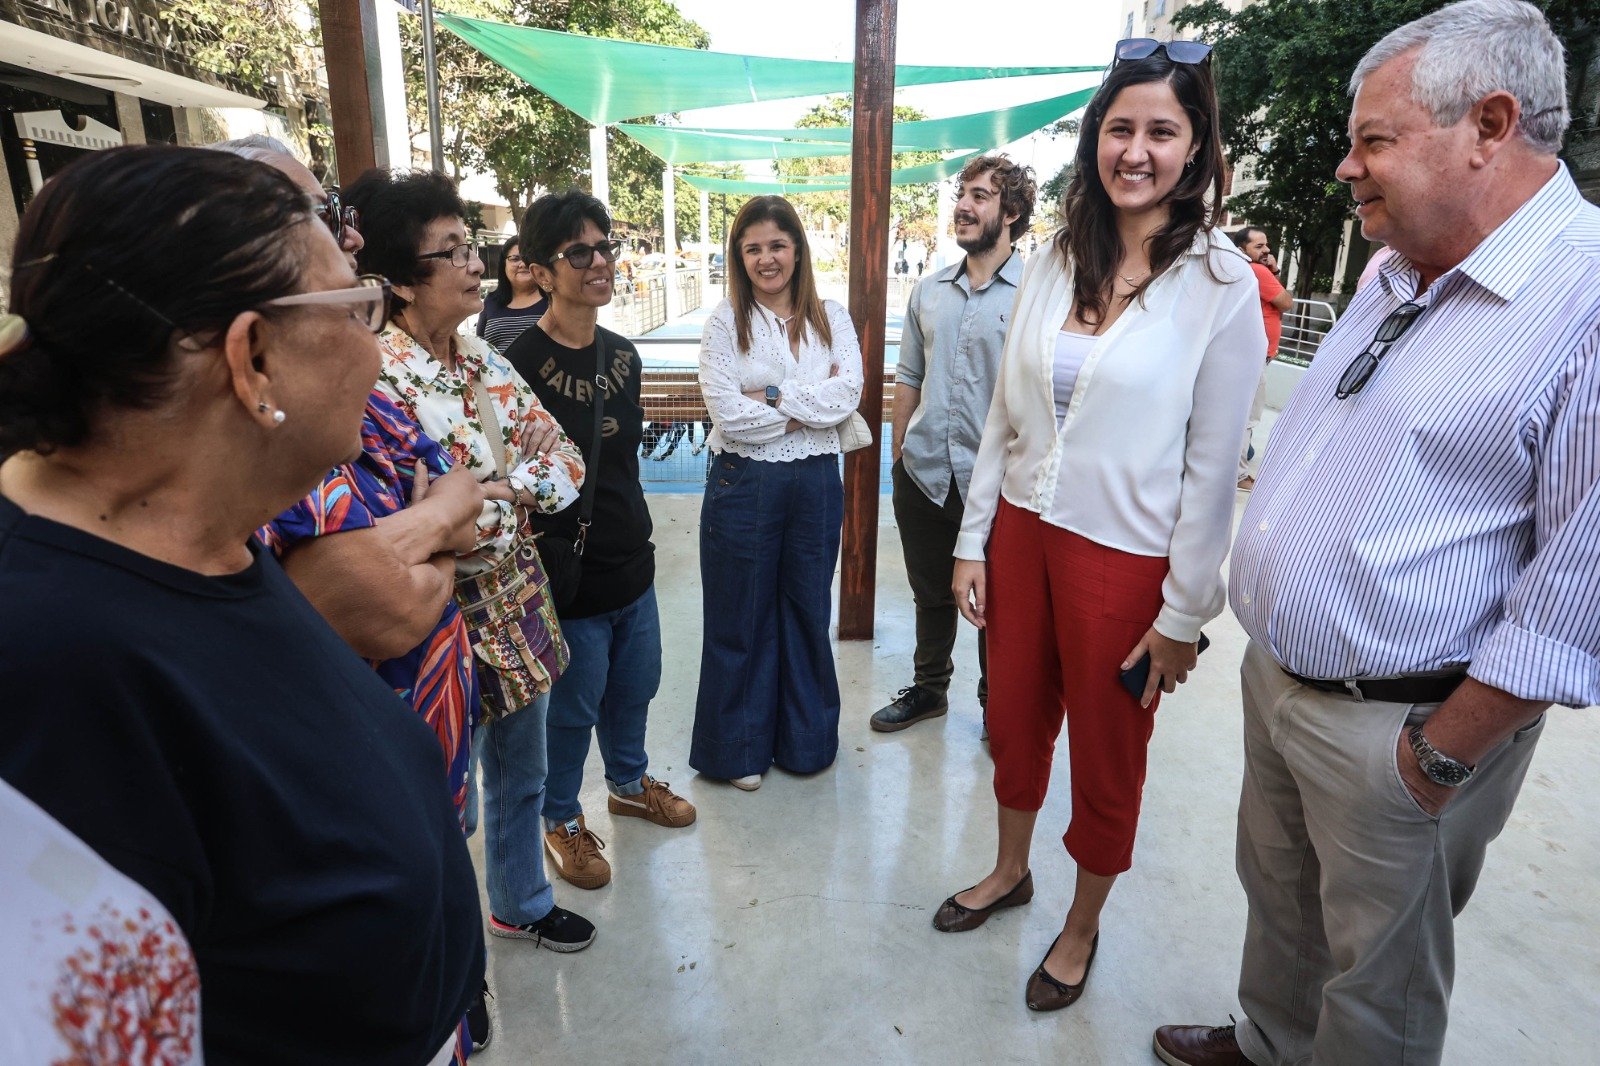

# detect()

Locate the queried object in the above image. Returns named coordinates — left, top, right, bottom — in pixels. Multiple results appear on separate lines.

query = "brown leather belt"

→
left=1282, top=669, right=1468, bottom=704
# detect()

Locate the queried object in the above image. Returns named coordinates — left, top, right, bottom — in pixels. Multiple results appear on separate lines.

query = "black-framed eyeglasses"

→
left=1114, top=38, right=1213, bottom=66
left=313, top=189, right=360, bottom=245
left=262, top=274, right=393, bottom=334
left=417, top=243, right=481, bottom=269
left=1334, top=301, right=1426, bottom=399
left=550, top=239, right=624, bottom=270
left=505, top=253, right=527, bottom=266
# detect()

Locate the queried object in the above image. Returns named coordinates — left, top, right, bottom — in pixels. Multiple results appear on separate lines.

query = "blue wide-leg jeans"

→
left=471, top=691, right=554, bottom=925
left=690, top=451, right=844, bottom=779
left=542, top=585, right=662, bottom=826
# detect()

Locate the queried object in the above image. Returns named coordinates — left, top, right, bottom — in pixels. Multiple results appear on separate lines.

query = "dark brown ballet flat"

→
left=931, top=870, right=1034, bottom=932
left=1025, top=932, right=1098, bottom=1012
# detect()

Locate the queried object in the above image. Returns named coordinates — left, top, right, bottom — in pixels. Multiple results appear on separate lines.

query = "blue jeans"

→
left=470, top=691, right=554, bottom=925
left=691, top=452, right=844, bottom=779
left=542, top=585, right=662, bottom=827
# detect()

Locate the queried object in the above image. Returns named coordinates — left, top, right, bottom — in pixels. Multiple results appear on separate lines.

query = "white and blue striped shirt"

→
left=1230, top=165, right=1600, bottom=707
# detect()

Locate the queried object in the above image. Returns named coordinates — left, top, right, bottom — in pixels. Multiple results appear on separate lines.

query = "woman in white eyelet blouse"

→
left=690, top=196, right=864, bottom=790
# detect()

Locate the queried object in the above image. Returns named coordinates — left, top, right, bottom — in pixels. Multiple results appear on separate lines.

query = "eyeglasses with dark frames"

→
left=1334, top=301, right=1426, bottom=399
left=262, top=274, right=393, bottom=334
left=313, top=189, right=360, bottom=245
left=550, top=239, right=625, bottom=270
left=417, top=243, right=481, bottom=269
left=1113, top=38, right=1213, bottom=66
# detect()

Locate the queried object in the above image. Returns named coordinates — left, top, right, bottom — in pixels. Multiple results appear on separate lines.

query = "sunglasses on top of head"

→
left=313, top=189, right=360, bottom=244
left=1113, top=38, right=1213, bottom=66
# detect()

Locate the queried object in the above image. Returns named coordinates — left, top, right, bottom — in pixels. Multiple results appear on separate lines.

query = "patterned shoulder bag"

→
left=453, top=377, right=569, bottom=721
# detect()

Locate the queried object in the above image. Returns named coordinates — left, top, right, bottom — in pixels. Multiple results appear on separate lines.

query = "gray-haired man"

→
left=1155, top=2, right=1599, bottom=1063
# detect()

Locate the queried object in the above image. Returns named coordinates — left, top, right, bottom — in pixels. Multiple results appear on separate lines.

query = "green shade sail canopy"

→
left=436, top=13, right=1104, bottom=126
left=615, top=86, right=1099, bottom=164
left=679, top=151, right=983, bottom=195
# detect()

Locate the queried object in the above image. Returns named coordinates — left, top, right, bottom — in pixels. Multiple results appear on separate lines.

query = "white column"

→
left=1330, top=218, right=1355, bottom=295
left=698, top=188, right=711, bottom=309
left=373, top=0, right=411, bottom=167
left=589, top=125, right=609, bottom=206
left=21, top=140, right=43, bottom=195
left=934, top=177, right=955, bottom=271
left=663, top=163, right=681, bottom=321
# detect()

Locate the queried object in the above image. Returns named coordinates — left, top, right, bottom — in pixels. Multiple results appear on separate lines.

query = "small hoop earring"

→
left=272, top=410, right=287, bottom=425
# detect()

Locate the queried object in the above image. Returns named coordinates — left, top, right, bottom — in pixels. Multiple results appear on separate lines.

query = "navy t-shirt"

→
left=0, top=495, right=483, bottom=1064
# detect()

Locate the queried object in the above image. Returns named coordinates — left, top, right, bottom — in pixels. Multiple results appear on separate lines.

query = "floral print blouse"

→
left=374, top=325, right=585, bottom=574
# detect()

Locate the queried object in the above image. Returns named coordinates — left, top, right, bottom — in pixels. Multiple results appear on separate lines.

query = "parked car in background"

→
left=709, top=253, right=725, bottom=283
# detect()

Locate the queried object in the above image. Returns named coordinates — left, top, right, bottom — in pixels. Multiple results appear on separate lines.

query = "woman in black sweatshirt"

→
left=503, top=189, right=699, bottom=894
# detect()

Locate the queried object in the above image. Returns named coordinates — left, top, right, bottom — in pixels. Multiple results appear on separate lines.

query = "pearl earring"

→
left=272, top=410, right=287, bottom=425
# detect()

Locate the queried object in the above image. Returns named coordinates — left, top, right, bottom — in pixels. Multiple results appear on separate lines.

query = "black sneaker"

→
left=467, top=981, right=493, bottom=1052
left=488, top=907, right=596, bottom=952
left=870, top=685, right=949, bottom=733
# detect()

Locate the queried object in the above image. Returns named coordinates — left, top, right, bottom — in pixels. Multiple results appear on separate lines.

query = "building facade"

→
left=0, top=0, right=326, bottom=272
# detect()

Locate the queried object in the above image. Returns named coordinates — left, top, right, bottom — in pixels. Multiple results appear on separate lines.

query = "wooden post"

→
left=839, top=0, right=897, bottom=641
left=316, top=0, right=383, bottom=182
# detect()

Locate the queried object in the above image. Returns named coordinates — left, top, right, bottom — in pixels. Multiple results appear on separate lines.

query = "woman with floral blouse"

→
left=345, top=169, right=598, bottom=958
left=691, top=195, right=865, bottom=791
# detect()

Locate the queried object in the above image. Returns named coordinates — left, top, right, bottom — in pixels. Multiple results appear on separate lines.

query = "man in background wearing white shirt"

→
left=1156, top=2, right=1600, bottom=1063
left=872, top=156, right=1036, bottom=736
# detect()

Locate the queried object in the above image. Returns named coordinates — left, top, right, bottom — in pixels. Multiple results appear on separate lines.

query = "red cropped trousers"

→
left=985, top=499, right=1171, bottom=877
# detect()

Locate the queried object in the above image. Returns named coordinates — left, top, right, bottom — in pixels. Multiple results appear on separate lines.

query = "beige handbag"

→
left=836, top=411, right=874, bottom=453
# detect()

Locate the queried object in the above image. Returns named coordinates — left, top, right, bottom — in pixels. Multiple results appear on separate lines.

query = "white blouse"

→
left=699, top=298, right=866, bottom=462
left=956, top=230, right=1267, bottom=642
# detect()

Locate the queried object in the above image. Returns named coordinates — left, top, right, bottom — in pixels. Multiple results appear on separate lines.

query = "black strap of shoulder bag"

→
left=573, top=335, right=607, bottom=556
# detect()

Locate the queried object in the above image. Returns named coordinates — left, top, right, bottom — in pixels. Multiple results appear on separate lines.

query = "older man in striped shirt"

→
left=1155, top=3, right=1600, bottom=1065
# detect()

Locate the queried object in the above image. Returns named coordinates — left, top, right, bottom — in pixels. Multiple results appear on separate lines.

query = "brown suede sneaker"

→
left=543, top=815, right=611, bottom=889
left=608, top=774, right=697, bottom=828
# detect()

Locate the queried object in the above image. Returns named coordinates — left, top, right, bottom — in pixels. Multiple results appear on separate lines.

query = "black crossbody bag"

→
left=536, top=337, right=607, bottom=612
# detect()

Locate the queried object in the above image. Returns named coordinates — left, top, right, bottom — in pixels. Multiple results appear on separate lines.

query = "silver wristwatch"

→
left=1408, top=727, right=1475, bottom=788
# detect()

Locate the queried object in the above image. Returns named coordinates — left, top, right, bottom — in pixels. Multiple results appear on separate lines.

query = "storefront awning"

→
left=0, top=16, right=263, bottom=109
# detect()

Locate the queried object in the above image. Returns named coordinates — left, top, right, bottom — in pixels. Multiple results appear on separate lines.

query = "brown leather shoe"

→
left=931, top=870, right=1033, bottom=932
left=1024, top=932, right=1097, bottom=1012
left=543, top=815, right=611, bottom=889
left=608, top=774, right=696, bottom=828
left=1152, top=1020, right=1254, bottom=1065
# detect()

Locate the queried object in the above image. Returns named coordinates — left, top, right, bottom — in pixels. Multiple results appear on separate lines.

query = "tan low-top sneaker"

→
left=543, top=815, right=611, bottom=889
left=607, top=774, right=697, bottom=828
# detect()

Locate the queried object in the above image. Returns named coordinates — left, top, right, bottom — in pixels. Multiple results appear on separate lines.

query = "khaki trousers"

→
left=1234, top=641, right=1543, bottom=1065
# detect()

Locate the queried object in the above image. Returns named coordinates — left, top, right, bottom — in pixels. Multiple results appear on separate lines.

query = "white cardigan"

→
left=956, top=229, right=1267, bottom=642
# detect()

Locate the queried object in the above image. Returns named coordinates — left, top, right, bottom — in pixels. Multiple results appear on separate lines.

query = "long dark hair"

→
left=727, top=196, right=831, bottom=353
left=488, top=235, right=521, bottom=307
left=1, top=145, right=310, bottom=457
left=1056, top=52, right=1226, bottom=327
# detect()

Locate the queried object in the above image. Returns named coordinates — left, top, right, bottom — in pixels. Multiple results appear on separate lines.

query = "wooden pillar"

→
left=838, top=0, right=897, bottom=641
left=316, top=0, right=384, bottom=182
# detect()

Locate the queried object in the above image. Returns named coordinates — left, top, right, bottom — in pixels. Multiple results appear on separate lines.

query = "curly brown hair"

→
left=957, top=155, right=1038, bottom=242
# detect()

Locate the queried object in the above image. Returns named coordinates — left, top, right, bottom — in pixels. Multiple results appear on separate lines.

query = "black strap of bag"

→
left=573, top=336, right=607, bottom=556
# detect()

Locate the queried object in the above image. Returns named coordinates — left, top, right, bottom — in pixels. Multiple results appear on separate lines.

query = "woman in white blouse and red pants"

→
left=934, top=42, right=1266, bottom=1012
left=692, top=197, right=864, bottom=791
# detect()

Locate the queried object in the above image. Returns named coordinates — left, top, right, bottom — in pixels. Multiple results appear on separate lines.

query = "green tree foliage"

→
left=402, top=0, right=710, bottom=224
left=772, top=96, right=943, bottom=230
left=161, top=0, right=320, bottom=90
left=1173, top=0, right=1596, bottom=293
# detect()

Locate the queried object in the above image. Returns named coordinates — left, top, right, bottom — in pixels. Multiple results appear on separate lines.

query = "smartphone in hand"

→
left=1119, top=633, right=1211, bottom=700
